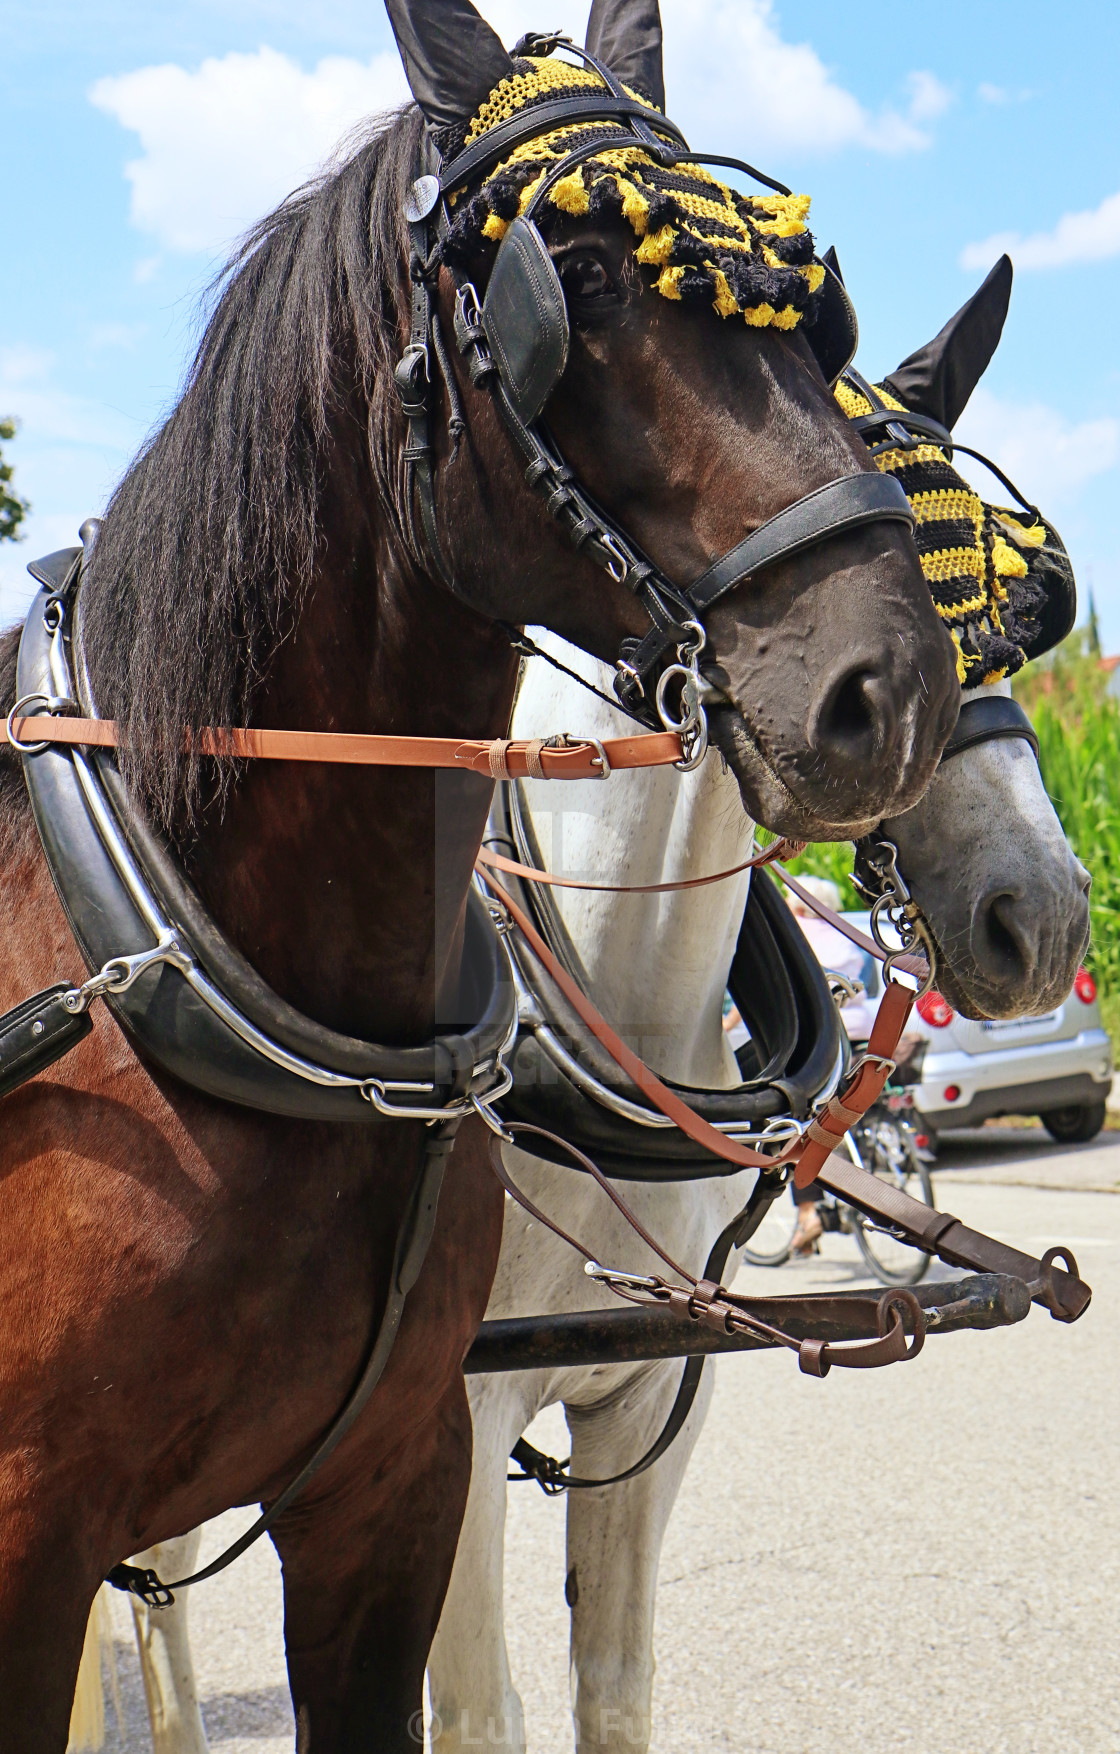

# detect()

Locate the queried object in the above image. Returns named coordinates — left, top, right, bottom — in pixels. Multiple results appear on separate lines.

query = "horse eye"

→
left=560, top=255, right=612, bottom=300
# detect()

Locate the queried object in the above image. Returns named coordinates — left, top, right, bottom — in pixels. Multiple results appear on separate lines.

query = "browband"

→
left=439, top=93, right=687, bottom=195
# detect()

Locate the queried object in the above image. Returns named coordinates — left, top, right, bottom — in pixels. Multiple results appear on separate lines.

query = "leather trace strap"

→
left=480, top=868, right=801, bottom=1173
left=108, top=1119, right=461, bottom=1607
left=480, top=857, right=1091, bottom=1323
left=487, top=1122, right=925, bottom=1382
left=475, top=833, right=805, bottom=896
left=508, top=1164, right=790, bottom=1493
left=3, top=709, right=684, bottom=779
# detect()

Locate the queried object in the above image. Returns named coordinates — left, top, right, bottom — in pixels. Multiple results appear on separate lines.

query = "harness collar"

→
left=13, top=550, right=517, bottom=1125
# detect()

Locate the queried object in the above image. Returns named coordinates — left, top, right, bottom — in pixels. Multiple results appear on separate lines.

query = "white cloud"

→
left=906, top=70, right=953, bottom=123
left=90, top=47, right=409, bottom=255
left=962, top=187, right=1120, bottom=272
left=91, top=7, right=949, bottom=260
left=976, top=82, right=1032, bottom=106
left=0, top=349, right=137, bottom=452
left=653, top=0, right=944, bottom=154
left=955, top=388, right=1119, bottom=511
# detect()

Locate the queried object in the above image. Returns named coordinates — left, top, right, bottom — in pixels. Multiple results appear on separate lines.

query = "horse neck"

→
left=511, top=637, right=754, bottom=1088
left=187, top=501, right=517, bottom=1045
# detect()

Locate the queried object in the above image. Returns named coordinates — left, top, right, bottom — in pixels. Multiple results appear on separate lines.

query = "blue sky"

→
left=4, top=0, right=1118, bottom=643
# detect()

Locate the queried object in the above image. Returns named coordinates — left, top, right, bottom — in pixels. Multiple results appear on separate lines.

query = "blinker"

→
left=481, top=216, right=570, bottom=426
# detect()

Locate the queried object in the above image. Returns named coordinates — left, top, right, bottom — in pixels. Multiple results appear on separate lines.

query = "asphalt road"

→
left=91, top=1125, right=1120, bottom=1753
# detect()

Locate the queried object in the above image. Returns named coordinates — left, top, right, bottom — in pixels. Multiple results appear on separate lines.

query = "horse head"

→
left=385, top=0, right=960, bottom=842
left=851, top=262, right=1090, bottom=1018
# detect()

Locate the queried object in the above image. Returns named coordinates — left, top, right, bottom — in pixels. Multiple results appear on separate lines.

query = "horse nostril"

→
left=809, top=667, right=896, bottom=767
left=974, top=890, right=1032, bottom=986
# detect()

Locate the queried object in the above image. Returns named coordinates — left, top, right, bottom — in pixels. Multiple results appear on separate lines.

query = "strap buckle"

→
left=394, top=346, right=430, bottom=418
left=511, top=30, right=572, bottom=56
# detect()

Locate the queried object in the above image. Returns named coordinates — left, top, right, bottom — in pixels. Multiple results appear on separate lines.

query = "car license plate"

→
left=978, top=1010, right=1060, bottom=1034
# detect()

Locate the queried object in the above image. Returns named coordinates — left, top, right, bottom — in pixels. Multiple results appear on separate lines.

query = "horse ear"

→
left=585, top=0, right=666, bottom=110
left=881, top=255, right=1013, bottom=431
left=820, top=244, right=844, bottom=285
left=383, top=0, right=514, bottom=132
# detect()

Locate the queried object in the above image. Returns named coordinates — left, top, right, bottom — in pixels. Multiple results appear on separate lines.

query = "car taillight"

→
left=1074, top=967, right=1097, bottom=1005
left=943, top=1085, right=961, bottom=1103
left=916, top=990, right=954, bottom=1028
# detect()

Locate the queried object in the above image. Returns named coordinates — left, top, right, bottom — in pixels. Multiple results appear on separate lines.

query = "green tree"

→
left=0, top=417, right=30, bottom=542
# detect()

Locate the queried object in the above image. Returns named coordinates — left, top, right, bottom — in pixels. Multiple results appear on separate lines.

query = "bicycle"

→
left=739, top=1089, right=935, bottom=1286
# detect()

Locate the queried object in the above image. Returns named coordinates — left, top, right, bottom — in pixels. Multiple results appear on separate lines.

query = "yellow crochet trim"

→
left=457, top=57, right=818, bottom=331
left=992, top=535, right=1029, bottom=579
left=993, top=508, right=1046, bottom=548
left=833, top=376, right=1026, bottom=684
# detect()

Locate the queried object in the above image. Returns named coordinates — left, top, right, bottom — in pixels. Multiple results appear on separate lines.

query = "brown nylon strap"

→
left=475, top=836, right=806, bottom=896
left=2, top=715, right=684, bottom=779
left=480, top=870, right=791, bottom=1171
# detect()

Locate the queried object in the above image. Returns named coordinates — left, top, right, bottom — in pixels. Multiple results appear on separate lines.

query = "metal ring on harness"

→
left=6, top=692, right=76, bottom=755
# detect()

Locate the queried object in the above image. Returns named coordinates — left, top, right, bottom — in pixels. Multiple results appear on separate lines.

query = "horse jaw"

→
left=880, top=684, right=1091, bottom=1020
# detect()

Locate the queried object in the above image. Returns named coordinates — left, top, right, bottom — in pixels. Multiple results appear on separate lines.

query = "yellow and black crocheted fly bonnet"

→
left=440, top=55, right=825, bottom=333
left=835, top=378, right=1052, bottom=688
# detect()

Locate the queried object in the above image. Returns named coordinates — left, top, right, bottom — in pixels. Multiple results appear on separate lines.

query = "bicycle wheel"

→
left=848, top=1117, right=934, bottom=1286
left=738, top=1184, right=800, bottom=1266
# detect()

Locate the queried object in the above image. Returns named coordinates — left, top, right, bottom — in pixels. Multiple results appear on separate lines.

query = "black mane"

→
left=81, top=105, right=424, bottom=829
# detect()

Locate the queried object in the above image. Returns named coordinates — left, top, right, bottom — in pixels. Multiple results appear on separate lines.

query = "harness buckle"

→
left=61, top=931, right=193, bottom=1015
left=394, top=346, right=430, bottom=419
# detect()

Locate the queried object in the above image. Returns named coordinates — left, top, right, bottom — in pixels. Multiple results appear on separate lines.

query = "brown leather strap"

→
left=792, top=978, right=915, bottom=1188
left=488, top=1127, right=924, bottom=1376
left=3, top=714, right=684, bottom=779
left=475, top=835, right=807, bottom=896
left=817, top=1157, right=1091, bottom=1322
left=480, top=870, right=792, bottom=1171
left=773, top=860, right=928, bottom=978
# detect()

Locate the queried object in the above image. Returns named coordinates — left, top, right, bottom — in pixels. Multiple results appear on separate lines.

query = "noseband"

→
left=395, top=34, right=915, bottom=766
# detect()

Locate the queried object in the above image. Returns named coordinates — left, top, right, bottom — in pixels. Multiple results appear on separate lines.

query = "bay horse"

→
left=0, top=1, right=957, bottom=1748
left=67, top=262, right=1089, bottom=1754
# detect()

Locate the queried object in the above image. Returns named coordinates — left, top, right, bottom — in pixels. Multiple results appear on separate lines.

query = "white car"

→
left=840, top=911, right=1113, bottom=1144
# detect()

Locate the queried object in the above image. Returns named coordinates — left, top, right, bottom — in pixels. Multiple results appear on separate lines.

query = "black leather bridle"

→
left=394, top=34, right=916, bottom=764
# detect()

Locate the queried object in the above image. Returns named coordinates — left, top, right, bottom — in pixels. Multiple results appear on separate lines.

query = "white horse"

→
left=425, top=632, right=1087, bottom=1754
left=67, top=623, right=1086, bottom=1753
